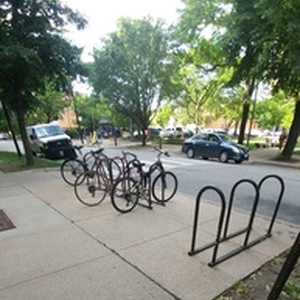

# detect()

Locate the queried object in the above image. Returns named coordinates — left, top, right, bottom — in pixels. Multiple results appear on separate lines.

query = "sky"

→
left=63, top=0, right=184, bottom=62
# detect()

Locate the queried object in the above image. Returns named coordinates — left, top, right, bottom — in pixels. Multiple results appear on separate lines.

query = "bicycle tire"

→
left=60, top=158, right=86, bottom=186
left=152, top=171, right=178, bottom=203
left=111, top=177, right=139, bottom=213
left=97, top=159, right=122, bottom=183
left=74, top=170, right=107, bottom=206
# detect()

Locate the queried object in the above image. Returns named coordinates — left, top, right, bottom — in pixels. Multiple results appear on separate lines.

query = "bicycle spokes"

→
left=74, top=171, right=107, bottom=206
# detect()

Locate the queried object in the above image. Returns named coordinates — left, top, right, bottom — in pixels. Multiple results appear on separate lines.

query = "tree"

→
left=208, top=86, right=244, bottom=131
left=176, top=0, right=263, bottom=144
left=90, top=17, right=170, bottom=145
left=252, top=0, right=300, bottom=159
left=26, top=81, right=67, bottom=124
left=0, top=0, right=87, bottom=165
left=156, top=102, right=173, bottom=127
left=255, top=92, right=293, bottom=131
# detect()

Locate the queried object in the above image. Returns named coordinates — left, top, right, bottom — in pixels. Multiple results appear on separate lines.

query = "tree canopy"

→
left=0, top=0, right=87, bottom=164
left=175, top=0, right=300, bottom=158
left=89, top=17, right=170, bottom=145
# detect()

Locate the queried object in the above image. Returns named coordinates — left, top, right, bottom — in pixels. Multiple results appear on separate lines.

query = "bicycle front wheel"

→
left=152, top=171, right=178, bottom=203
left=74, top=171, right=107, bottom=206
left=60, top=158, right=85, bottom=186
left=111, top=177, right=139, bottom=213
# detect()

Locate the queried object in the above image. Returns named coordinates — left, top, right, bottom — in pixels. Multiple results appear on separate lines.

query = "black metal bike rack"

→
left=188, top=186, right=226, bottom=265
left=188, top=174, right=285, bottom=267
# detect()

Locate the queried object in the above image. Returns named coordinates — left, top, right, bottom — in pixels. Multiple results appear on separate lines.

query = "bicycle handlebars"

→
left=154, top=147, right=170, bottom=158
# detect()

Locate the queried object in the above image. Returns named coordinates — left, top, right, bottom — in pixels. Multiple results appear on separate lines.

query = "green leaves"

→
left=0, top=0, right=87, bottom=165
left=90, top=17, right=170, bottom=139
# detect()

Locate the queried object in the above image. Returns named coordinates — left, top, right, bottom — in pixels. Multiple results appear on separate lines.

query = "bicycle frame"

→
left=129, top=148, right=170, bottom=207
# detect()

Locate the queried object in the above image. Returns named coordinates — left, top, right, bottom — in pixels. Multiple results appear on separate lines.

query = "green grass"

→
left=0, top=151, right=60, bottom=173
left=294, top=149, right=300, bottom=155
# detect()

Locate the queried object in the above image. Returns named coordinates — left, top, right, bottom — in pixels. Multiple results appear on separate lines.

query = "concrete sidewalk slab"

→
left=0, top=254, right=176, bottom=300
left=0, top=169, right=299, bottom=300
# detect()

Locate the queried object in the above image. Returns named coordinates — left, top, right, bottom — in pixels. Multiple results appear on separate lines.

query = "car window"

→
left=208, top=135, right=218, bottom=142
left=192, top=134, right=204, bottom=140
left=219, top=133, right=231, bottom=142
left=35, top=125, right=64, bottom=138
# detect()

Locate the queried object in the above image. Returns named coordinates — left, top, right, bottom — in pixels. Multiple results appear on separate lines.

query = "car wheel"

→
left=186, top=148, right=195, bottom=159
left=219, top=151, right=229, bottom=163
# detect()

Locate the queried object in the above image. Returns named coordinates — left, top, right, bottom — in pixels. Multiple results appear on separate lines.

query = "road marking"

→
left=139, top=157, right=210, bottom=170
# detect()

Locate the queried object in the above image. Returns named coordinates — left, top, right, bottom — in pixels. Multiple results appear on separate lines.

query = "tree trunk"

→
left=281, top=100, right=300, bottom=160
left=15, top=92, right=35, bottom=166
left=141, top=128, right=147, bottom=146
left=1, top=100, right=22, bottom=157
left=238, top=101, right=250, bottom=144
left=238, top=80, right=255, bottom=145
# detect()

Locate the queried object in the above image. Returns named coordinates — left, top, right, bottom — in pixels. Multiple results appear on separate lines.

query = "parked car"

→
left=265, top=131, right=282, bottom=147
left=133, top=127, right=161, bottom=138
left=181, top=132, right=249, bottom=164
left=0, top=132, right=9, bottom=140
left=26, top=123, right=76, bottom=159
left=159, top=127, right=183, bottom=139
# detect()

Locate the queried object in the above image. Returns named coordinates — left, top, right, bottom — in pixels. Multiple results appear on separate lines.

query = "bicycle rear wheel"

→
left=152, top=171, right=178, bottom=203
left=60, top=158, right=86, bottom=186
left=74, top=171, right=107, bottom=206
left=111, top=177, right=139, bottom=213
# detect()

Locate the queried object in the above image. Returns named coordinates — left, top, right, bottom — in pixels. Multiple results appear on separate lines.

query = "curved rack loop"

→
left=188, top=186, right=226, bottom=264
left=223, top=179, right=260, bottom=247
left=245, top=174, right=285, bottom=248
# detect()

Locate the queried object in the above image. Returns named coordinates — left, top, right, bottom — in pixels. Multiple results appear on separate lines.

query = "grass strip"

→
left=0, top=151, right=60, bottom=173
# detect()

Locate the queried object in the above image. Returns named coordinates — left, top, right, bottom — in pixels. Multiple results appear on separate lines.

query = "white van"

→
left=26, top=123, right=75, bottom=159
left=159, top=127, right=183, bottom=139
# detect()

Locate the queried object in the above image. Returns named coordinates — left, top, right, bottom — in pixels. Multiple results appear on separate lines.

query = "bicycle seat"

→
left=132, top=160, right=145, bottom=168
left=92, top=148, right=105, bottom=155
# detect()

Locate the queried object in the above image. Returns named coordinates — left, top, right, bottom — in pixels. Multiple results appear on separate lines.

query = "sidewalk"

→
left=0, top=141, right=300, bottom=300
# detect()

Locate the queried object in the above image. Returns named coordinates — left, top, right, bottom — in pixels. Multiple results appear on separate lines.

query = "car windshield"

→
left=35, top=125, right=64, bottom=138
left=219, top=133, right=232, bottom=142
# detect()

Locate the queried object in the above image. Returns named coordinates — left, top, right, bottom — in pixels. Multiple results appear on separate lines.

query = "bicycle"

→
left=73, top=150, right=141, bottom=207
left=60, top=144, right=107, bottom=186
left=110, top=147, right=178, bottom=213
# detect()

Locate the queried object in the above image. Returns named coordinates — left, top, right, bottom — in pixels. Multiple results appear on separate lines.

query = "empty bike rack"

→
left=188, top=186, right=226, bottom=265
left=188, top=174, right=285, bottom=267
